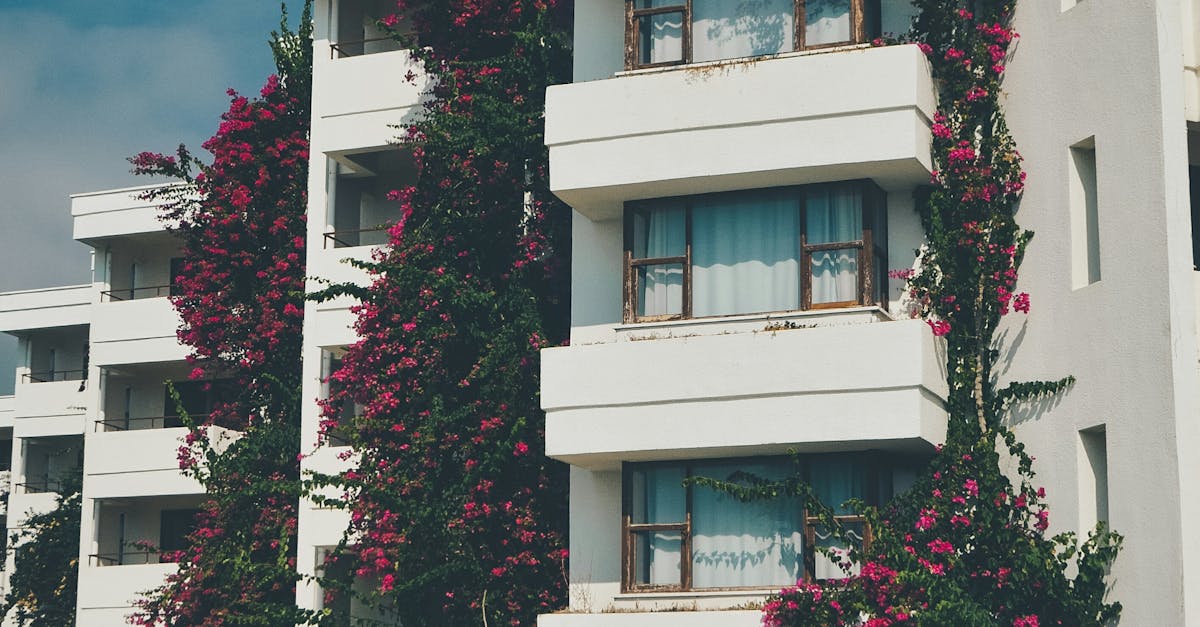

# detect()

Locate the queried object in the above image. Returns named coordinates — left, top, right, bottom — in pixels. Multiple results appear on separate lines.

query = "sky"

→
left=0, top=0, right=304, bottom=393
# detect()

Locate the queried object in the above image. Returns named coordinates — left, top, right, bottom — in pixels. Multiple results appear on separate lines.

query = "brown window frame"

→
left=621, top=456, right=882, bottom=593
left=622, top=181, right=888, bottom=324
left=624, top=0, right=881, bottom=71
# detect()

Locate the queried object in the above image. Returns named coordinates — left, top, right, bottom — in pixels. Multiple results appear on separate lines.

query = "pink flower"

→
left=1013, top=615, right=1039, bottom=627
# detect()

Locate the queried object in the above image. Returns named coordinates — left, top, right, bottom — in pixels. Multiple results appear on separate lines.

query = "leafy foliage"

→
left=124, top=3, right=313, bottom=625
left=0, top=470, right=81, bottom=627
left=309, top=2, right=573, bottom=625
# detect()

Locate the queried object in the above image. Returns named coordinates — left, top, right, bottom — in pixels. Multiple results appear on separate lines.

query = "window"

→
left=623, top=182, right=886, bottom=323
left=625, top=0, right=882, bottom=70
left=159, top=508, right=201, bottom=557
left=622, top=455, right=893, bottom=592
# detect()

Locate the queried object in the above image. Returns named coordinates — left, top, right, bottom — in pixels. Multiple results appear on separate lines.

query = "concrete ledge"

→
left=539, top=610, right=761, bottom=626
left=0, top=285, right=92, bottom=332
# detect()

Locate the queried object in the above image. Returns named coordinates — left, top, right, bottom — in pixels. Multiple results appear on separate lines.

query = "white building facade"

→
left=0, top=0, right=1195, bottom=625
left=539, top=0, right=1200, bottom=625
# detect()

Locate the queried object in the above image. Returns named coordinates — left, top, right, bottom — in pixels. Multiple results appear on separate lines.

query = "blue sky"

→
left=0, top=0, right=304, bottom=392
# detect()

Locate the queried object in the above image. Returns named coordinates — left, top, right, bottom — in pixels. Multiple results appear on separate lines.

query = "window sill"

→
left=613, top=306, right=894, bottom=342
left=613, top=43, right=874, bottom=80
left=615, top=588, right=775, bottom=602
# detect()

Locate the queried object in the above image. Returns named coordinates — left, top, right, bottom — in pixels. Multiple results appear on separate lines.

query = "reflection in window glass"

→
left=692, top=0, right=794, bottom=62
left=805, top=0, right=852, bottom=46
left=638, top=11, right=685, bottom=65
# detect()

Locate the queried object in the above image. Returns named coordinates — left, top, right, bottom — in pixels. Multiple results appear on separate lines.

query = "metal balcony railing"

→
left=21, top=369, right=87, bottom=383
left=94, top=415, right=203, bottom=432
left=323, top=225, right=393, bottom=249
left=16, top=479, right=63, bottom=494
left=88, top=550, right=171, bottom=567
left=329, top=35, right=404, bottom=59
left=99, top=284, right=173, bottom=302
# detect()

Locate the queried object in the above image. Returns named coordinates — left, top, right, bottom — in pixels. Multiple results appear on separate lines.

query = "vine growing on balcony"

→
left=0, top=468, right=81, bottom=627
left=703, top=2, right=1124, bottom=625
left=309, top=1, right=572, bottom=625
left=124, top=3, right=313, bottom=625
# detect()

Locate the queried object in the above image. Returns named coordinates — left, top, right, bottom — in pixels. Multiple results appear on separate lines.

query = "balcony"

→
left=0, top=395, right=14, bottom=430
left=76, top=562, right=176, bottom=624
left=545, top=44, right=936, bottom=220
left=85, top=426, right=236, bottom=498
left=541, top=318, right=946, bottom=469
left=71, top=185, right=177, bottom=242
left=90, top=297, right=185, bottom=366
left=312, top=0, right=428, bottom=154
left=0, top=285, right=91, bottom=333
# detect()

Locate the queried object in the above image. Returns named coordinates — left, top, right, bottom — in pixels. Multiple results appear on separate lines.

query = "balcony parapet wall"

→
left=546, top=44, right=937, bottom=220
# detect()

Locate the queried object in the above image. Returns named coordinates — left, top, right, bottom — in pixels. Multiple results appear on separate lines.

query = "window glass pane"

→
left=805, top=0, right=852, bottom=46
left=638, top=11, right=685, bottom=65
left=691, top=191, right=800, bottom=317
left=631, top=204, right=686, bottom=259
left=811, top=519, right=865, bottom=580
left=811, top=248, right=858, bottom=304
left=692, top=0, right=794, bottom=63
left=637, top=263, right=683, bottom=317
left=690, top=460, right=803, bottom=588
left=630, top=465, right=686, bottom=524
left=633, top=530, right=682, bottom=586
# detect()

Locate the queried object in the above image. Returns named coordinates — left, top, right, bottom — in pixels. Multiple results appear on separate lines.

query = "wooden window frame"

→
left=625, top=0, right=878, bottom=70
left=622, top=181, right=888, bottom=324
left=621, top=456, right=882, bottom=594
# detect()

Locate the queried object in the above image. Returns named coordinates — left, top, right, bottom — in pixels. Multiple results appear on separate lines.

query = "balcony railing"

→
left=100, top=284, right=173, bottom=302
left=94, top=415, right=204, bottom=432
left=323, top=225, right=393, bottom=249
left=88, top=550, right=173, bottom=567
left=21, top=369, right=86, bottom=383
left=17, top=479, right=64, bottom=494
left=330, top=36, right=404, bottom=59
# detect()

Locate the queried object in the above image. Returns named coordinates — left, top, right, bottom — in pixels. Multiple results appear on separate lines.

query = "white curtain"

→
left=808, top=185, right=862, bottom=304
left=810, top=458, right=866, bottom=580
left=692, top=0, right=794, bottom=62
left=633, top=204, right=686, bottom=317
left=690, top=460, right=803, bottom=588
left=692, top=192, right=801, bottom=317
left=638, top=1, right=685, bottom=64
left=631, top=466, right=686, bottom=585
left=805, top=0, right=852, bottom=46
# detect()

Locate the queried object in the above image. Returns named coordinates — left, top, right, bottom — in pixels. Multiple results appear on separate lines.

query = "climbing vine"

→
left=723, top=2, right=1124, bottom=625
left=0, top=469, right=81, bottom=627
left=310, top=2, right=572, bottom=625
left=125, top=3, right=312, bottom=625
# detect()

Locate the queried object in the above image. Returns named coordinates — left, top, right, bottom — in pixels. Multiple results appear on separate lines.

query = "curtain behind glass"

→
left=691, top=460, right=803, bottom=588
left=805, top=0, right=852, bottom=46
left=637, top=1, right=685, bottom=64
left=631, top=466, right=686, bottom=585
left=692, top=0, right=794, bottom=62
left=809, top=458, right=866, bottom=579
left=633, top=204, right=686, bottom=317
left=692, top=191, right=800, bottom=317
left=808, top=185, right=862, bottom=304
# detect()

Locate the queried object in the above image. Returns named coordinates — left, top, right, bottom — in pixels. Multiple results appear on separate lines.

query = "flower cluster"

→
left=125, top=4, right=313, bottom=625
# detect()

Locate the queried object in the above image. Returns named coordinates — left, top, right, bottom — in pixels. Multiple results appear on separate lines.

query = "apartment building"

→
left=537, top=1, right=1200, bottom=625
left=0, top=0, right=1196, bottom=625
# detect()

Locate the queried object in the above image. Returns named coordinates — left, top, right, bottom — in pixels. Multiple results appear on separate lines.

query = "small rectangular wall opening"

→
left=1069, top=138, right=1100, bottom=288
left=1078, top=426, right=1109, bottom=533
left=1189, top=131, right=1199, bottom=269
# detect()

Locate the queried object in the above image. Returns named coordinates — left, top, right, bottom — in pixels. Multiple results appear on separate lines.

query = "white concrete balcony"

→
left=542, top=318, right=946, bottom=469
left=0, top=395, right=14, bottom=429
left=540, top=611, right=761, bottom=627
left=546, top=44, right=936, bottom=220
left=90, top=297, right=186, bottom=366
left=71, top=185, right=176, bottom=242
left=0, top=285, right=92, bottom=333
left=12, top=379, right=89, bottom=437
left=311, top=44, right=428, bottom=154
left=85, top=426, right=237, bottom=498
left=77, top=562, right=175, bottom=625
left=7, top=491, right=60, bottom=528
left=306, top=245, right=374, bottom=348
